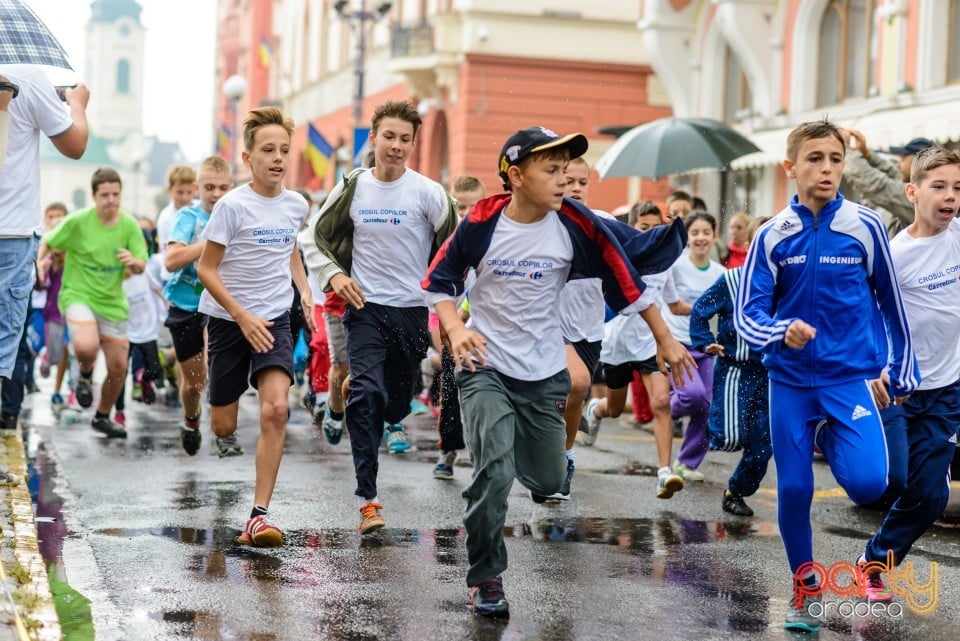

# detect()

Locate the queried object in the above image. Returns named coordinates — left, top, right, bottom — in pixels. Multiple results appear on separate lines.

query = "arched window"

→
left=950, top=1, right=960, bottom=83
left=723, top=46, right=753, bottom=122
left=116, top=59, right=130, bottom=94
left=817, top=0, right=874, bottom=106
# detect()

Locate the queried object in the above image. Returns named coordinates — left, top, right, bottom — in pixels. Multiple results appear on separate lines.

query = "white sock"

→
left=565, top=448, right=575, bottom=463
left=357, top=496, right=380, bottom=508
left=658, top=466, right=672, bottom=477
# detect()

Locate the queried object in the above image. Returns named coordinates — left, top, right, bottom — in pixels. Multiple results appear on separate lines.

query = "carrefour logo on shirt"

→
left=486, top=257, right=554, bottom=280
left=253, top=227, right=296, bottom=245
left=359, top=208, right=408, bottom=225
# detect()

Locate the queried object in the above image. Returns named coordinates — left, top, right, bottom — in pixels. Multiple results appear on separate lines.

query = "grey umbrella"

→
left=0, top=0, right=73, bottom=70
left=595, top=117, right=761, bottom=179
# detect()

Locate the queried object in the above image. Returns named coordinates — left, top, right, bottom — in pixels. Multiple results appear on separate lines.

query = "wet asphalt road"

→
left=17, top=382, right=960, bottom=641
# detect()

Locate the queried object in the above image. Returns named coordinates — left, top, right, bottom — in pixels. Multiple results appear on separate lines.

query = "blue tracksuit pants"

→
left=864, top=380, right=960, bottom=565
left=708, top=359, right=772, bottom=497
left=770, top=379, right=889, bottom=574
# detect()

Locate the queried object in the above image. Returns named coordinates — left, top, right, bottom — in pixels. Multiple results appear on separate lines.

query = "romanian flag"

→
left=258, top=37, right=273, bottom=68
left=217, top=124, right=231, bottom=155
left=305, top=123, right=333, bottom=179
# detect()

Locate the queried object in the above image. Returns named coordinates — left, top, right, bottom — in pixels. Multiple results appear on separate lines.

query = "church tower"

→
left=85, top=0, right=145, bottom=140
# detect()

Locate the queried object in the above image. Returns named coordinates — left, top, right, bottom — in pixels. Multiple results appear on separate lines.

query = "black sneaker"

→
left=546, top=459, right=574, bottom=501
left=181, top=424, right=201, bottom=456
left=91, top=415, right=127, bottom=439
left=0, top=413, right=18, bottom=430
left=529, top=490, right=549, bottom=504
left=722, top=489, right=754, bottom=516
left=76, top=375, right=94, bottom=408
left=469, top=576, right=509, bottom=618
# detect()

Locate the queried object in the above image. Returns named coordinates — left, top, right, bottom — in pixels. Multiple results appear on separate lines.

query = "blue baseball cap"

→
left=888, top=137, right=934, bottom=156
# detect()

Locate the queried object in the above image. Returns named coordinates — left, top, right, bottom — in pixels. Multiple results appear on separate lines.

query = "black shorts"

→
left=566, top=338, right=601, bottom=380
left=206, top=313, right=294, bottom=406
left=601, top=356, right=660, bottom=389
left=165, top=307, right=208, bottom=361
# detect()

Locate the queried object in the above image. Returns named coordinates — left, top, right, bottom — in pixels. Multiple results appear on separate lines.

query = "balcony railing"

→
left=391, top=23, right=435, bottom=58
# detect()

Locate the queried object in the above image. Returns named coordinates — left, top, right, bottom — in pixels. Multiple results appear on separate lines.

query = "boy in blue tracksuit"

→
left=423, top=126, right=694, bottom=619
left=690, top=216, right=772, bottom=519
left=734, top=119, right=919, bottom=633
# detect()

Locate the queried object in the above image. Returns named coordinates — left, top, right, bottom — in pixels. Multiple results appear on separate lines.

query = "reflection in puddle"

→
left=94, top=514, right=777, bottom=553
left=91, top=515, right=776, bottom=634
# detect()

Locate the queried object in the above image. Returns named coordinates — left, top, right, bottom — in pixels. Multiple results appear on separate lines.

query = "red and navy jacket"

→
left=421, top=193, right=687, bottom=313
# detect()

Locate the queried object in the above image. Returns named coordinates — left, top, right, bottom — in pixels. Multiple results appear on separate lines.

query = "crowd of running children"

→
left=23, top=100, right=960, bottom=631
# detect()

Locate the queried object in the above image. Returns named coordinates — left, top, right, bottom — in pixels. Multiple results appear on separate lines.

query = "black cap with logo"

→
left=498, top=127, right=589, bottom=189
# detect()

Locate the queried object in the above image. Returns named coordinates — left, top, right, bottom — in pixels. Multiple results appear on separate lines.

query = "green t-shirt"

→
left=46, top=207, right=149, bottom=321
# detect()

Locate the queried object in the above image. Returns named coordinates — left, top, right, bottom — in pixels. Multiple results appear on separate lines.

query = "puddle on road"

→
left=92, top=515, right=775, bottom=637
left=93, top=514, right=778, bottom=553
left=25, top=432, right=96, bottom=640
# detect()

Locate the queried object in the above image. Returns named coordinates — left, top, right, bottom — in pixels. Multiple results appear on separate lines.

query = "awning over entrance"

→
left=732, top=98, right=960, bottom=170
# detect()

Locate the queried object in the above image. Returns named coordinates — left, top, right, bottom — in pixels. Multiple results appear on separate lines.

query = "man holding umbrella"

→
left=0, top=64, right=89, bottom=388
left=0, top=0, right=90, bottom=390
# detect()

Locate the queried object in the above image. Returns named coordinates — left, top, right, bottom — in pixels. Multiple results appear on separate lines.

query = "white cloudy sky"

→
left=25, top=0, right=217, bottom=161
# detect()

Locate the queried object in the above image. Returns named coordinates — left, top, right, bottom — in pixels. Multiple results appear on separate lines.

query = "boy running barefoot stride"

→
left=197, top=107, right=316, bottom=547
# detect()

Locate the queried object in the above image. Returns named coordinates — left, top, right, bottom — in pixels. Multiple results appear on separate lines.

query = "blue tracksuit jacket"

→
left=690, top=267, right=762, bottom=364
left=734, top=194, right=919, bottom=396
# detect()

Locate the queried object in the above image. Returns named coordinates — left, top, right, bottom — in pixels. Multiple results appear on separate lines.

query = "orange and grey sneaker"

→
left=237, top=515, right=284, bottom=547
left=858, top=561, right=892, bottom=602
left=358, top=501, right=385, bottom=534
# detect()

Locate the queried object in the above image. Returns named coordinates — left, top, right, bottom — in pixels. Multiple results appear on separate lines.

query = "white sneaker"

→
left=673, top=460, right=705, bottom=482
left=578, top=398, right=601, bottom=446
left=657, top=469, right=684, bottom=499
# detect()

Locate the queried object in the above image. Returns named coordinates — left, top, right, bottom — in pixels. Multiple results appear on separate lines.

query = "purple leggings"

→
left=670, top=346, right=715, bottom=469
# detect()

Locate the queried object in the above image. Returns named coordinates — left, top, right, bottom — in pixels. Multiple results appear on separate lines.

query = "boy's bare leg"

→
left=179, top=352, right=206, bottom=417
left=328, top=363, right=348, bottom=414
left=70, top=324, right=100, bottom=375
left=210, top=400, right=240, bottom=438
left=253, top=368, right=290, bottom=509
left=597, top=387, right=628, bottom=419
left=643, top=372, right=674, bottom=468
left=53, top=354, right=68, bottom=395
left=563, top=344, right=591, bottom=450
left=98, top=338, right=129, bottom=415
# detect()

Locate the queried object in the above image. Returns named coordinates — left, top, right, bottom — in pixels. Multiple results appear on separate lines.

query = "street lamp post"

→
left=222, top=74, right=249, bottom=178
left=334, top=1, right=392, bottom=125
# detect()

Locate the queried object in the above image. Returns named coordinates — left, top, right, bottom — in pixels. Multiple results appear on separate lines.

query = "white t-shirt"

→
left=890, top=219, right=960, bottom=389
left=198, top=185, right=308, bottom=322
left=661, top=253, right=724, bottom=346
left=0, top=64, right=73, bottom=236
left=349, top=169, right=449, bottom=307
left=123, top=273, right=161, bottom=344
left=155, top=202, right=177, bottom=251
left=464, top=211, right=573, bottom=380
left=600, top=270, right=671, bottom=364
left=557, top=209, right=614, bottom=343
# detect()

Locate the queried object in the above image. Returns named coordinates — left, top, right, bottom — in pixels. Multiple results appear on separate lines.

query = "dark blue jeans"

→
left=1, top=320, right=30, bottom=416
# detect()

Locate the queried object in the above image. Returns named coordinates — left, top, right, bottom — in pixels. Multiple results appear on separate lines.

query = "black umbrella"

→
left=596, top=117, right=761, bottom=179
